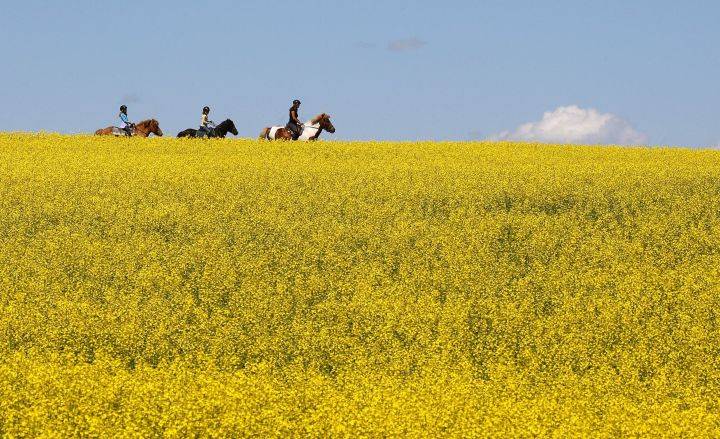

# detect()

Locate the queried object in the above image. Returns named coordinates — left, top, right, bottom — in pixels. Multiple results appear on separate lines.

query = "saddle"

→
left=111, top=126, right=134, bottom=136
left=197, top=127, right=216, bottom=138
left=287, top=123, right=304, bottom=140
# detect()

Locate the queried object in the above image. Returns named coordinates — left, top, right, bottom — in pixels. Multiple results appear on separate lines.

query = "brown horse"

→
left=259, top=113, right=335, bottom=141
left=95, top=119, right=163, bottom=137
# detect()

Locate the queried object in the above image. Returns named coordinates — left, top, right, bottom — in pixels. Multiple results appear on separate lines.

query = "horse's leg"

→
left=310, top=129, right=323, bottom=141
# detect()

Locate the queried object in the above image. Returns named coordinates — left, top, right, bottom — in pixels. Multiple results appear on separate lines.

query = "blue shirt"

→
left=120, top=112, right=130, bottom=125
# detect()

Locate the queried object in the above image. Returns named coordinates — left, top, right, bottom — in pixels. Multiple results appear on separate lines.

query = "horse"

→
left=177, top=119, right=239, bottom=138
left=95, top=119, right=163, bottom=137
left=259, top=113, right=335, bottom=141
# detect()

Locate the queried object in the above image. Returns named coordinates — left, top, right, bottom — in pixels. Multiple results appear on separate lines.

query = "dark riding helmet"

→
left=120, top=105, right=127, bottom=112
left=203, top=106, right=210, bottom=114
left=293, top=99, right=301, bottom=106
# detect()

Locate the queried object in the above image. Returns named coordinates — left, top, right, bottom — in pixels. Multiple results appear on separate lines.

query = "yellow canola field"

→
left=1, top=134, right=720, bottom=436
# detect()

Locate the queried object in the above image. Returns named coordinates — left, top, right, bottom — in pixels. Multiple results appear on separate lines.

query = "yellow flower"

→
left=0, top=134, right=718, bottom=436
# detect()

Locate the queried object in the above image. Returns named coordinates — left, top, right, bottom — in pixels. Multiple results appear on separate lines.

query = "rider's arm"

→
left=120, top=113, right=130, bottom=124
left=291, top=110, right=301, bottom=125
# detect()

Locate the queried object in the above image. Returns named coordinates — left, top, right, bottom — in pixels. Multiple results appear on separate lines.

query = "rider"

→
left=286, top=99, right=303, bottom=140
left=199, top=106, right=215, bottom=137
left=119, top=105, right=134, bottom=136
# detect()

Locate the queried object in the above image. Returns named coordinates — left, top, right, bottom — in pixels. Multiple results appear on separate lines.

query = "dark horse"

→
left=177, top=119, right=238, bottom=138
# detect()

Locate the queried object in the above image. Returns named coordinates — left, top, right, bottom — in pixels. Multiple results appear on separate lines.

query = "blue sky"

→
left=1, top=0, right=718, bottom=146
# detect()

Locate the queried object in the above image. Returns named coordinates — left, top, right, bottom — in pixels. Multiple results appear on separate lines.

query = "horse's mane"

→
left=310, top=113, right=329, bottom=124
left=136, top=119, right=158, bottom=128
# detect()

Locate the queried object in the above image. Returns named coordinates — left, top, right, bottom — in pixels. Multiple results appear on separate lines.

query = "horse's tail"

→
left=259, top=127, right=270, bottom=140
left=94, top=129, right=102, bottom=135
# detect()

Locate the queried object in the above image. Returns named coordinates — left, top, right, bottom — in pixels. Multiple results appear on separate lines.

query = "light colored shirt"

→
left=120, top=112, right=130, bottom=126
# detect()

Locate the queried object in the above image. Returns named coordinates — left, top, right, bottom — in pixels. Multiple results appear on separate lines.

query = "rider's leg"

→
left=290, top=123, right=301, bottom=140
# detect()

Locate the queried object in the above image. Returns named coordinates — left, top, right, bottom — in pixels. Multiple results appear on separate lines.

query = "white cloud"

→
left=387, top=38, right=427, bottom=52
left=490, top=105, right=648, bottom=145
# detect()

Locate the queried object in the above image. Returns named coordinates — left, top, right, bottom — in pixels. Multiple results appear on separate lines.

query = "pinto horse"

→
left=95, top=119, right=163, bottom=137
left=177, top=119, right=239, bottom=138
left=260, top=113, right=335, bottom=141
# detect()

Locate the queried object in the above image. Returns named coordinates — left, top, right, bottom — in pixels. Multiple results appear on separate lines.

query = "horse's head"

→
left=319, top=114, right=335, bottom=133
left=148, top=119, right=163, bottom=136
left=225, top=119, right=238, bottom=136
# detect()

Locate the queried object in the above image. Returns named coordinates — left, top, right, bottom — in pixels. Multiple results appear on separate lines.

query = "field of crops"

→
left=1, top=133, right=720, bottom=436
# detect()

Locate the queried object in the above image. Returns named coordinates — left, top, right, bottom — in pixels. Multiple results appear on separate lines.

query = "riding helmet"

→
left=293, top=99, right=301, bottom=106
left=203, top=106, right=210, bottom=114
left=120, top=105, right=127, bottom=112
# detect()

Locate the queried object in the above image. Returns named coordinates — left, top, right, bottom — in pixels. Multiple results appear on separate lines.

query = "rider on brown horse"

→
left=286, top=100, right=303, bottom=140
left=119, top=105, right=134, bottom=136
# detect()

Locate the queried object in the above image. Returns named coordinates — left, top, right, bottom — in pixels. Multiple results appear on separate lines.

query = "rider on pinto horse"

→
left=286, top=99, right=303, bottom=140
left=199, top=106, right=216, bottom=137
left=119, top=105, right=134, bottom=136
